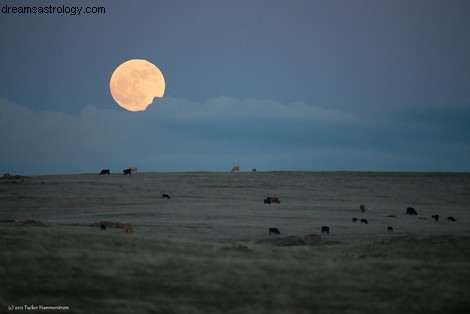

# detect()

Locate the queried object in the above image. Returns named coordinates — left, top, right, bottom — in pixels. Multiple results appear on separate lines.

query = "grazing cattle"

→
left=264, top=197, right=281, bottom=204
left=447, top=216, right=456, bottom=222
left=130, top=167, right=138, bottom=174
left=123, top=168, right=132, bottom=175
left=406, top=207, right=418, bottom=215
left=162, top=194, right=171, bottom=199
left=352, top=217, right=358, bottom=223
left=99, top=169, right=110, bottom=175
left=321, top=226, right=330, bottom=234
left=360, top=205, right=366, bottom=212
left=387, top=226, right=393, bottom=232
left=231, top=166, right=240, bottom=172
left=361, top=219, right=368, bottom=224
left=252, top=168, right=257, bottom=172
left=269, top=227, right=280, bottom=235
left=100, top=224, right=107, bottom=230
left=432, top=214, right=440, bottom=221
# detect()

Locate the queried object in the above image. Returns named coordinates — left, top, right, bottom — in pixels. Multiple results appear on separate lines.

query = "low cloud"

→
left=0, top=97, right=469, bottom=175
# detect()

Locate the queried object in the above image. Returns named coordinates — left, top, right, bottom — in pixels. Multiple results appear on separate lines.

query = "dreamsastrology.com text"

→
left=1, top=4, right=106, bottom=16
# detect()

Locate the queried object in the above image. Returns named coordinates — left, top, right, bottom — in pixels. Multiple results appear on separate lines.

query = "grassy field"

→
left=1, top=224, right=469, bottom=314
left=1, top=172, right=469, bottom=313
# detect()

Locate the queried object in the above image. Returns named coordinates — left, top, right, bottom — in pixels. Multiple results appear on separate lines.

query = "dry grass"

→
left=1, top=172, right=469, bottom=313
left=1, top=224, right=469, bottom=314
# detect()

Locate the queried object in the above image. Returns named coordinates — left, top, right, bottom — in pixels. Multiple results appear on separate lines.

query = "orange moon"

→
left=109, top=59, right=165, bottom=112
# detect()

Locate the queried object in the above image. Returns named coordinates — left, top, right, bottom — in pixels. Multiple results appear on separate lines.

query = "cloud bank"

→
left=1, top=97, right=469, bottom=175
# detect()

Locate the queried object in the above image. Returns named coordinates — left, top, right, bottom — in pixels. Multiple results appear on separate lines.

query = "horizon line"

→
left=3, top=169, right=469, bottom=178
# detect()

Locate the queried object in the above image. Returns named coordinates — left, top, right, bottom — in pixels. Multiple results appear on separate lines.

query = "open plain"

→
left=1, top=171, right=469, bottom=313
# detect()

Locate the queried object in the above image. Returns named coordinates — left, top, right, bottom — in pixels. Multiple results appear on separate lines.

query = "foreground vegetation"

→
left=1, top=224, right=469, bottom=314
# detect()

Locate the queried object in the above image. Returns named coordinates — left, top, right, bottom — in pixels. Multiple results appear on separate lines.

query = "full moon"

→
left=109, top=59, right=165, bottom=112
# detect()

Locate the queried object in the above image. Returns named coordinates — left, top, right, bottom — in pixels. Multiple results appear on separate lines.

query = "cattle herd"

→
left=96, top=170, right=459, bottom=238
left=99, top=168, right=137, bottom=175
left=267, top=203, right=458, bottom=238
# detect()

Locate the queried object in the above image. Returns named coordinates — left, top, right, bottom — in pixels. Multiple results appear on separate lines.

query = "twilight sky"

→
left=1, top=0, right=470, bottom=174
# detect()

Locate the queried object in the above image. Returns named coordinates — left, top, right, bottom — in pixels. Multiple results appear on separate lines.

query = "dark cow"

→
left=321, top=226, right=330, bottom=234
left=352, top=217, right=358, bottom=223
left=100, top=224, right=107, bottom=230
left=123, top=168, right=132, bottom=175
left=264, top=197, right=281, bottom=204
left=360, top=205, right=366, bottom=212
left=361, top=219, right=368, bottom=224
left=99, top=169, right=110, bottom=175
left=162, top=194, right=171, bottom=199
left=432, top=214, right=440, bottom=221
left=447, top=216, right=456, bottom=222
left=269, top=227, right=280, bottom=235
left=406, top=207, right=418, bottom=215
left=387, top=226, right=393, bottom=232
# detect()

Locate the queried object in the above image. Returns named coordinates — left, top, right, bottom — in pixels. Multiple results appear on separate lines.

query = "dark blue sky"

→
left=1, top=0, right=470, bottom=174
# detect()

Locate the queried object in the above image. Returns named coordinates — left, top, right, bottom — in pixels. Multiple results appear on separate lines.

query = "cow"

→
left=99, top=169, right=110, bottom=175
left=361, top=219, right=368, bottom=224
left=123, top=168, right=132, bottom=175
left=231, top=166, right=240, bottom=172
left=123, top=224, right=134, bottom=234
left=130, top=167, right=138, bottom=174
left=447, top=216, right=456, bottom=222
left=352, top=217, right=358, bottom=223
left=406, top=207, right=418, bottom=215
left=270, top=197, right=281, bottom=204
left=100, top=224, right=107, bottom=230
left=252, top=168, right=257, bottom=172
left=264, top=197, right=281, bottom=204
left=162, top=194, right=171, bottom=199
left=432, top=214, right=440, bottom=221
left=360, top=205, right=366, bottom=212
left=321, top=226, right=330, bottom=234
left=387, top=226, right=393, bottom=232
left=269, top=227, right=280, bottom=235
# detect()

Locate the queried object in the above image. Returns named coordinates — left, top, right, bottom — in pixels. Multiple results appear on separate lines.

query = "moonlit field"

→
left=1, top=171, right=469, bottom=313
left=2, top=1, right=470, bottom=313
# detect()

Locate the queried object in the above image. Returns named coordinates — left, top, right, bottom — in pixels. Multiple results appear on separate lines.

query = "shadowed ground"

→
left=1, top=225, right=469, bottom=314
